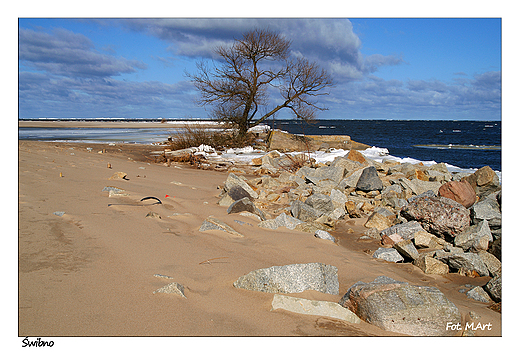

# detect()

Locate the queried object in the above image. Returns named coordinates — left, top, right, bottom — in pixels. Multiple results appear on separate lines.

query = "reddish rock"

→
left=438, top=180, right=477, bottom=208
left=381, top=233, right=403, bottom=246
left=347, top=149, right=366, bottom=164
left=401, top=195, right=471, bottom=239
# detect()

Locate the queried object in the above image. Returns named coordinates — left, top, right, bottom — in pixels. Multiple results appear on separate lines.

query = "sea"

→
left=18, top=119, right=501, bottom=173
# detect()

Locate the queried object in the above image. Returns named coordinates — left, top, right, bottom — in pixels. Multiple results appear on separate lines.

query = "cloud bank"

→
left=18, top=19, right=501, bottom=120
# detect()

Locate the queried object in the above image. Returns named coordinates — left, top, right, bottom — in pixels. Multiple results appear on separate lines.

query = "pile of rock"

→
left=233, top=263, right=463, bottom=335
left=215, top=149, right=502, bottom=305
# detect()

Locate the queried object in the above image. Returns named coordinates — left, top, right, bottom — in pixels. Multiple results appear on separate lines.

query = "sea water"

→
left=18, top=119, right=501, bottom=173
left=267, top=119, right=501, bottom=172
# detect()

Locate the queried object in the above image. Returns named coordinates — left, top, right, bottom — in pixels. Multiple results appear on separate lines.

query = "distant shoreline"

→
left=18, top=120, right=221, bottom=129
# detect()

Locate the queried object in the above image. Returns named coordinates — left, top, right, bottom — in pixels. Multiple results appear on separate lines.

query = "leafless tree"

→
left=187, top=29, right=333, bottom=137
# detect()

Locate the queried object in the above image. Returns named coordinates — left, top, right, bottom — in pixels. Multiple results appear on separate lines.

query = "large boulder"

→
left=272, top=294, right=361, bottom=324
left=438, top=180, right=477, bottom=208
left=356, top=166, right=383, bottom=192
left=233, top=263, right=339, bottom=295
left=401, top=195, right=470, bottom=240
left=340, top=276, right=461, bottom=336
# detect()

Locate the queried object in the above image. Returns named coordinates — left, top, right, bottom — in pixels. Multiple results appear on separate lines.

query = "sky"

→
left=18, top=16, right=502, bottom=120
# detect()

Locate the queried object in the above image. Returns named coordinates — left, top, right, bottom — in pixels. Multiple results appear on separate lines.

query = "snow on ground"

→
left=194, top=143, right=487, bottom=177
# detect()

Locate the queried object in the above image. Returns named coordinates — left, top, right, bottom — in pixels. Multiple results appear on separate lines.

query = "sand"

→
left=18, top=140, right=501, bottom=338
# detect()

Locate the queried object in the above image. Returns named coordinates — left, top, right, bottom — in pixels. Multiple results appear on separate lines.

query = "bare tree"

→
left=187, top=29, right=333, bottom=137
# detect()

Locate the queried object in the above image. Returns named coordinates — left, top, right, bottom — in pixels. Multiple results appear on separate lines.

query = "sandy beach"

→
left=18, top=140, right=501, bottom=338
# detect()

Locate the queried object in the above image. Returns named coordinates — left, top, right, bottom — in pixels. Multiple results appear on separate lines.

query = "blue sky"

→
left=18, top=17, right=502, bottom=120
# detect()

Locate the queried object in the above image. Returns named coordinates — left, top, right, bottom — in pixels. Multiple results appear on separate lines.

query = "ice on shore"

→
left=197, top=144, right=502, bottom=182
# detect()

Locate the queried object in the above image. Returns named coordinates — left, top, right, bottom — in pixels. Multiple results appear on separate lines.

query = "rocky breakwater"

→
left=211, top=148, right=501, bottom=335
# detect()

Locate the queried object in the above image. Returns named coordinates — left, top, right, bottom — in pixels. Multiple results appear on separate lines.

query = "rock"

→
left=346, top=149, right=366, bottom=164
left=372, top=247, right=404, bottom=263
left=453, top=220, right=493, bottom=251
left=233, top=263, right=339, bottom=295
left=406, top=169, right=429, bottom=181
left=271, top=294, right=361, bottom=324
left=199, top=216, right=244, bottom=237
left=380, top=221, right=426, bottom=240
left=145, top=211, right=161, bottom=219
left=258, top=212, right=303, bottom=230
left=413, top=255, right=449, bottom=275
left=315, top=165, right=346, bottom=183
left=109, top=171, right=128, bottom=180
left=381, top=233, right=403, bottom=246
left=227, top=184, right=254, bottom=201
left=356, top=166, right=383, bottom=192
left=330, top=188, right=348, bottom=207
left=314, top=230, right=336, bottom=243
left=445, top=253, right=489, bottom=277
left=291, top=200, right=320, bottom=222
left=338, top=168, right=365, bottom=190
left=394, top=239, right=420, bottom=260
left=411, top=180, right=442, bottom=195
left=488, top=236, right=501, bottom=261
left=477, top=250, right=501, bottom=277
left=466, top=286, right=493, bottom=303
left=341, top=276, right=461, bottom=336
left=393, top=177, right=417, bottom=198
left=153, top=282, right=187, bottom=298
left=227, top=197, right=265, bottom=221
left=294, top=221, right=333, bottom=234
left=364, top=210, right=393, bottom=231
left=425, top=168, right=452, bottom=183
left=470, top=198, right=502, bottom=229
left=401, top=195, right=470, bottom=240
left=102, top=186, right=126, bottom=194
left=224, top=173, right=258, bottom=199
left=304, top=193, right=334, bottom=216
left=267, top=130, right=368, bottom=152
left=53, top=211, right=65, bottom=217
left=413, top=230, right=446, bottom=249
left=484, top=274, right=501, bottom=302
left=438, top=180, right=477, bottom=208
left=331, top=156, right=363, bottom=174
left=217, top=193, right=235, bottom=207
left=462, top=165, right=501, bottom=198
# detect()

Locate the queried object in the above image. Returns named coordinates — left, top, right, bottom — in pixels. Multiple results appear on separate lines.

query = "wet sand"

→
left=18, top=140, right=501, bottom=339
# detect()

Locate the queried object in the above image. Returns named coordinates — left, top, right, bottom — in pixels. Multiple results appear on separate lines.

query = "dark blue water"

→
left=267, top=119, right=501, bottom=171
